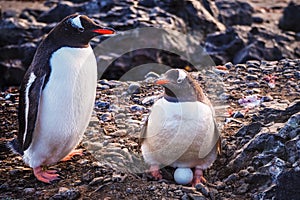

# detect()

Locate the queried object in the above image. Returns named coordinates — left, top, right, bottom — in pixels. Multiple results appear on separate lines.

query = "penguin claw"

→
left=192, top=167, right=207, bottom=187
left=33, top=167, right=60, bottom=183
left=149, top=165, right=162, bottom=180
left=191, top=176, right=207, bottom=187
left=60, top=149, right=83, bottom=161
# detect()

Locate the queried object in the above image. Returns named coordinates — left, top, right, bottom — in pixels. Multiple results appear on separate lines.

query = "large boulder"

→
left=204, top=28, right=244, bottom=65
left=279, top=1, right=300, bottom=32
left=0, top=17, right=44, bottom=47
left=215, top=0, right=254, bottom=26
left=234, top=40, right=283, bottom=64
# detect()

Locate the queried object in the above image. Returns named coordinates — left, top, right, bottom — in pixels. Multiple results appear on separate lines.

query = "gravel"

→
left=1, top=58, right=300, bottom=199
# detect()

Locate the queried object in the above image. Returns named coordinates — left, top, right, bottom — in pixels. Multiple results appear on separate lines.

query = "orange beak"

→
left=93, top=28, right=115, bottom=35
left=155, top=79, right=170, bottom=85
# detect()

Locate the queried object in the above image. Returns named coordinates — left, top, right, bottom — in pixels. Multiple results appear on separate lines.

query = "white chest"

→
left=44, top=46, right=96, bottom=110
left=49, top=46, right=97, bottom=88
left=41, top=46, right=97, bottom=129
left=143, top=98, right=216, bottom=166
left=24, top=46, right=98, bottom=167
left=147, top=98, right=214, bottom=138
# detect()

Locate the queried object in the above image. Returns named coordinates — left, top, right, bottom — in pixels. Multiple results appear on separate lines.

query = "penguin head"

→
left=156, top=69, right=188, bottom=86
left=49, top=14, right=115, bottom=47
left=155, top=69, right=199, bottom=102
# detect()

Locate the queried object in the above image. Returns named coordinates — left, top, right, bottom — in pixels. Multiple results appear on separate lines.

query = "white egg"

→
left=174, top=167, right=193, bottom=185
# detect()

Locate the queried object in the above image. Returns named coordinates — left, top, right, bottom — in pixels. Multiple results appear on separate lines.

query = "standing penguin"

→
left=9, top=14, right=115, bottom=183
left=141, top=69, right=221, bottom=185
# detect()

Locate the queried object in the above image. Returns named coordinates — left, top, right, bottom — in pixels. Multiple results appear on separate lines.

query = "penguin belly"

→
left=141, top=98, right=217, bottom=168
left=23, top=46, right=97, bottom=168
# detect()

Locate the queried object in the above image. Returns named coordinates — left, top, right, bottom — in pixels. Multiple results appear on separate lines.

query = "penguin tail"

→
left=7, top=138, right=24, bottom=156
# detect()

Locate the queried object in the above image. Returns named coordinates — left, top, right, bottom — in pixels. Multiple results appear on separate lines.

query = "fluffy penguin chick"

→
left=141, top=69, right=221, bottom=185
left=9, top=14, right=115, bottom=183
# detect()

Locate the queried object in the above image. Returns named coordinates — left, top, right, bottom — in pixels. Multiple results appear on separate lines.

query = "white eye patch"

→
left=177, top=69, right=187, bottom=83
left=71, top=15, right=84, bottom=29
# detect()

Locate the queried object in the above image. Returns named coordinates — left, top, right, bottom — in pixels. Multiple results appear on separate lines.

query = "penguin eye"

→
left=77, top=27, right=84, bottom=32
left=177, top=78, right=184, bottom=84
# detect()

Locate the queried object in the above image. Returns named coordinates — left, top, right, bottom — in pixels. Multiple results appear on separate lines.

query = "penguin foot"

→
left=192, top=167, right=207, bottom=186
left=33, top=166, right=59, bottom=183
left=149, top=165, right=162, bottom=180
left=61, top=149, right=83, bottom=161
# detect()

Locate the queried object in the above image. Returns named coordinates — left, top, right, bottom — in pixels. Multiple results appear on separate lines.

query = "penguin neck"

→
left=163, top=95, right=179, bottom=103
left=163, top=87, right=197, bottom=103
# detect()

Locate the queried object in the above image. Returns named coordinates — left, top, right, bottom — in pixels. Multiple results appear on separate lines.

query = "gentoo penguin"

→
left=141, top=69, right=221, bottom=185
left=9, top=14, right=115, bottom=183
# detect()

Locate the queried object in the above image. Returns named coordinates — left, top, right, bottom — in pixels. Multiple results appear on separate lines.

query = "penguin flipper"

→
left=215, top=121, right=222, bottom=155
left=139, top=94, right=164, bottom=146
left=139, top=115, right=149, bottom=146
left=197, top=119, right=221, bottom=160
left=18, top=72, right=46, bottom=152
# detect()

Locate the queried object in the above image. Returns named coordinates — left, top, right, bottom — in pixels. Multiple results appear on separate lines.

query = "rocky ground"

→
left=1, top=58, right=300, bottom=199
left=0, top=0, right=300, bottom=200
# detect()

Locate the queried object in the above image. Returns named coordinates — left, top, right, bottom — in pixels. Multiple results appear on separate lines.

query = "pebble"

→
left=77, top=159, right=89, bottom=165
left=219, top=92, right=231, bottom=100
left=232, top=111, right=244, bottom=118
left=215, top=181, right=226, bottom=190
left=141, top=95, right=159, bottom=105
left=293, top=70, right=300, bottom=79
left=85, top=142, right=103, bottom=151
left=296, top=33, right=300, bottom=41
left=100, top=112, right=112, bottom=122
left=236, top=183, right=249, bottom=194
left=283, top=73, right=294, bottom=79
left=98, top=84, right=110, bottom=90
left=261, top=95, right=273, bottom=102
left=89, top=177, right=104, bottom=186
left=246, top=60, right=260, bottom=67
left=112, top=172, right=127, bottom=182
left=174, top=189, right=184, bottom=196
left=109, top=129, right=127, bottom=137
left=246, top=81, right=260, bottom=88
left=98, top=80, right=112, bottom=87
left=252, top=16, right=263, bottom=23
left=224, top=173, right=239, bottom=184
left=147, top=185, right=156, bottom=191
left=115, top=113, right=126, bottom=119
left=129, top=104, right=146, bottom=112
left=188, top=193, right=206, bottom=200
left=9, top=169, right=21, bottom=176
left=224, top=62, right=233, bottom=69
left=58, top=187, right=69, bottom=193
left=238, top=169, right=249, bottom=177
left=5, top=94, right=12, bottom=100
left=194, top=183, right=209, bottom=196
left=213, top=68, right=228, bottom=75
left=126, top=187, right=133, bottom=194
left=50, top=188, right=80, bottom=200
left=181, top=193, right=189, bottom=200
left=127, top=82, right=141, bottom=94
left=96, top=101, right=110, bottom=109
left=0, top=183, right=10, bottom=191
left=246, top=172, right=271, bottom=187
left=247, top=67, right=261, bottom=74
left=246, top=74, right=258, bottom=80
left=23, top=188, right=35, bottom=195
